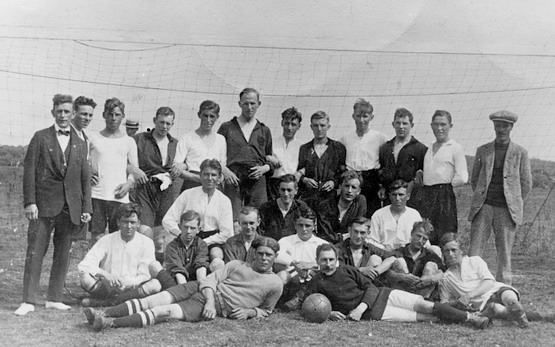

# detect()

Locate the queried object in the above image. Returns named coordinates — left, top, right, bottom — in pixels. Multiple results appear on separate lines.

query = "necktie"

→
left=58, top=129, right=70, bottom=136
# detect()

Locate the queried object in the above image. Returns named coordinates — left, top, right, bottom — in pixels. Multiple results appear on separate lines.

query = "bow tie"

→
left=58, top=129, right=70, bottom=136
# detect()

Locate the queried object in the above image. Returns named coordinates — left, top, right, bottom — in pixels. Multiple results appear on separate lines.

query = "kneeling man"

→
left=84, top=237, right=283, bottom=331
left=78, top=204, right=159, bottom=307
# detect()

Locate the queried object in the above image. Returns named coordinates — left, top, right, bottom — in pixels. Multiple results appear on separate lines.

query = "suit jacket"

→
left=23, top=125, right=92, bottom=225
left=468, top=140, right=532, bottom=225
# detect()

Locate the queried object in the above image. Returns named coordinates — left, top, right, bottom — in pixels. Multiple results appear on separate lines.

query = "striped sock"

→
left=138, top=309, right=156, bottom=327
left=105, top=299, right=142, bottom=317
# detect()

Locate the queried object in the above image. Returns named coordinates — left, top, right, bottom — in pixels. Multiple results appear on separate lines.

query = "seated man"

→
left=149, top=211, right=209, bottom=291
left=78, top=203, right=160, bottom=307
left=336, top=217, right=396, bottom=281
left=306, top=243, right=489, bottom=329
left=162, top=159, right=233, bottom=271
left=83, top=237, right=283, bottom=331
left=440, top=233, right=534, bottom=328
left=259, top=174, right=309, bottom=241
left=368, top=180, right=440, bottom=257
left=223, top=206, right=263, bottom=263
left=317, top=170, right=367, bottom=243
left=388, top=220, right=445, bottom=299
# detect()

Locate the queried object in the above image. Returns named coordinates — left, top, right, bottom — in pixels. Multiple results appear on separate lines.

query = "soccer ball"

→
left=301, top=293, right=332, bottom=323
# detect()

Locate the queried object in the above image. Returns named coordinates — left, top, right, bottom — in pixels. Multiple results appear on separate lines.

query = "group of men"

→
left=14, top=88, right=537, bottom=331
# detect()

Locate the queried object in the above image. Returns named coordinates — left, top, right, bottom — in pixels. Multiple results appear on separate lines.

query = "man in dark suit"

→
left=14, top=94, right=92, bottom=316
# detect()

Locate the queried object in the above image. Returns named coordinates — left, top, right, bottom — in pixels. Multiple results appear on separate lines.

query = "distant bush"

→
left=0, top=145, right=26, bottom=166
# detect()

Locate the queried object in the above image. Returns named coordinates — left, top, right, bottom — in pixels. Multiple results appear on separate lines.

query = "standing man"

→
left=379, top=108, right=427, bottom=209
left=15, top=94, right=92, bottom=316
left=417, top=110, right=468, bottom=245
left=266, top=107, right=303, bottom=200
left=297, top=111, right=346, bottom=209
left=131, top=107, right=179, bottom=228
left=340, top=99, right=388, bottom=217
left=218, top=88, right=274, bottom=220
left=468, top=111, right=532, bottom=285
left=89, top=98, right=138, bottom=246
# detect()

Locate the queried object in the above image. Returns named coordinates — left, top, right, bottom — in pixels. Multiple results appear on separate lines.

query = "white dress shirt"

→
left=271, top=135, right=303, bottom=178
left=368, top=206, right=422, bottom=251
left=275, top=234, right=328, bottom=266
left=423, top=139, right=468, bottom=187
left=340, top=129, right=388, bottom=171
left=174, top=131, right=227, bottom=171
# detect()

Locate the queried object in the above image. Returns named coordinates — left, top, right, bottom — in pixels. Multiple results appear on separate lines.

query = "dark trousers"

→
left=22, top=211, right=75, bottom=303
left=421, top=184, right=458, bottom=245
left=91, top=199, right=121, bottom=236
left=132, top=180, right=175, bottom=227
left=359, top=169, right=381, bottom=218
left=266, top=177, right=281, bottom=201
left=225, top=164, right=268, bottom=220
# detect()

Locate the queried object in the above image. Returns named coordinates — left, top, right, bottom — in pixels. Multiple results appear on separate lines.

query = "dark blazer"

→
left=23, top=125, right=92, bottom=225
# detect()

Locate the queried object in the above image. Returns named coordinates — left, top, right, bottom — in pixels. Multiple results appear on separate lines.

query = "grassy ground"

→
left=1, top=166, right=555, bottom=346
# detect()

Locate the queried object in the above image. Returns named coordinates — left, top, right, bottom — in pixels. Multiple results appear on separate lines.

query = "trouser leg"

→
left=469, top=204, right=494, bottom=257
left=22, top=217, right=54, bottom=304
left=492, top=206, right=517, bottom=284
left=47, top=211, right=75, bottom=302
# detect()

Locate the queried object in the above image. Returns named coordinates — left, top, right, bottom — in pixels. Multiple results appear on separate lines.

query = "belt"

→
left=214, top=291, right=228, bottom=318
left=198, top=229, right=219, bottom=239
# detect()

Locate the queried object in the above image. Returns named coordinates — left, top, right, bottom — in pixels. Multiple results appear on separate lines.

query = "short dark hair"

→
left=349, top=216, right=370, bottom=228
left=117, top=203, right=141, bottom=220
left=198, top=100, right=220, bottom=116
left=316, top=243, right=338, bottom=259
left=239, top=88, right=260, bottom=101
left=412, top=219, right=434, bottom=237
left=432, top=110, right=452, bottom=124
left=156, top=106, right=175, bottom=120
left=104, top=97, right=125, bottom=115
left=279, top=173, right=298, bottom=188
left=388, top=179, right=409, bottom=193
left=295, top=206, right=317, bottom=223
left=52, top=94, right=73, bottom=108
left=281, top=107, right=302, bottom=123
left=353, top=98, right=373, bottom=114
left=199, top=158, right=222, bottom=175
left=239, top=206, right=259, bottom=218
left=341, top=170, right=363, bottom=186
left=440, top=232, right=460, bottom=248
left=73, top=96, right=97, bottom=111
left=311, top=110, right=329, bottom=123
left=180, top=210, right=201, bottom=226
left=252, top=236, right=280, bottom=254
left=394, top=108, right=413, bottom=123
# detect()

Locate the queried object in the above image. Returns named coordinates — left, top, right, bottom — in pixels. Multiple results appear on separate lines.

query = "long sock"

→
left=112, top=309, right=157, bottom=328
left=105, top=299, right=143, bottom=317
left=112, top=286, right=146, bottom=305
left=432, top=302, right=468, bottom=323
left=157, top=270, right=177, bottom=290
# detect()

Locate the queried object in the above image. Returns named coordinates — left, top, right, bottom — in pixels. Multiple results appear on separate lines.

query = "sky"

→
left=1, top=0, right=555, bottom=160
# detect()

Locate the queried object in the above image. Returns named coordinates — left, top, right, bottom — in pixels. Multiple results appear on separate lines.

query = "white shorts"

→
left=380, top=290, right=423, bottom=322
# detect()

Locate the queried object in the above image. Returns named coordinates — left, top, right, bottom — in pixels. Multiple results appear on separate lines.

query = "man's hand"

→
left=265, top=155, right=280, bottom=168
left=321, top=180, right=335, bottom=192
left=91, top=173, right=99, bottom=186
left=81, top=213, right=91, bottom=224
left=175, top=273, right=187, bottom=284
left=347, top=303, right=368, bottom=321
left=359, top=266, right=379, bottom=280
left=114, top=182, right=133, bottom=199
left=377, top=187, right=386, bottom=200
left=329, top=311, right=346, bottom=321
left=24, top=204, right=39, bottom=221
left=248, top=165, right=269, bottom=180
left=230, top=308, right=254, bottom=320
left=224, top=170, right=240, bottom=187
left=303, top=177, right=319, bottom=189
left=414, top=169, right=424, bottom=186
left=171, top=162, right=188, bottom=180
left=233, top=221, right=241, bottom=235
left=98, top=273, right=121, bottom=288
left=202, top=301, right=217, bottom=320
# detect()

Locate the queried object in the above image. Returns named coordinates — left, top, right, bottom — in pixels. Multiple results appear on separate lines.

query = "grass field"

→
left=1, top=166, right=555, bottom=346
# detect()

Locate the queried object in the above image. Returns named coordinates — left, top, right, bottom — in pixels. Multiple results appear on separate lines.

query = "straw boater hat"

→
left=125, top=119, right=140, bottom=129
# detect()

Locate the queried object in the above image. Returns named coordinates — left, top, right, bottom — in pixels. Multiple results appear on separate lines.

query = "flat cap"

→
left=489, top=110, right=518, bottom=123
left=125, top=119, right=140, bottom=128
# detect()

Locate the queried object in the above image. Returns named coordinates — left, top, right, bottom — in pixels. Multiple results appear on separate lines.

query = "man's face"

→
left=72, top=105, right=94, bottom=131
left=118, top=213, right=140, bottom=242
left=198, top=109, right=219, bottom=132
left=310, top=118, right=330, bottom=140
left=278, top=181, right=297, bottom=204
left=295, top=217, right=315, bottom=242
left=317, top=249, right=338, bottom=276
left=352, top=107, right=373, bottom=132
left=179, top=219, right=200, bottom=245
left=493, top=121, right=513, bottom=143
left=238, top=92, right=260, bottom=120
left=349, top=223, right=368, bottom=248
left=340, top=178, right=361, bottom=203
left=409, top=227, right=429, bottom=251
left=431, top=115, right=452, bottom=143
left=200, top=166, right=221, bottom=191
left=153, top=114, right=174, bottom=137
left=252, top=245, right=277, bottom=273
left=389, top=187, right=409, bottom=209
left=281, top=118, right=300, bottom=140
left=51, top=102, right=73, bottom=129
left=392, top=115, right=413, bottom=140
left=104, top=107, right=125, bottom=131
left=442, top=240, right=463, bottom=268
left=239, top=211, right=259, bottom=239
left=126, top=127, right=138, bottom=136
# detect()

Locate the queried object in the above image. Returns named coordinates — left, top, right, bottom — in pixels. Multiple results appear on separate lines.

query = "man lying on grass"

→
left=439, top=233, right=555, bottom=327
left=83, top=237, right=283, bottom=331
left=304, top=243, right=489, bottom=329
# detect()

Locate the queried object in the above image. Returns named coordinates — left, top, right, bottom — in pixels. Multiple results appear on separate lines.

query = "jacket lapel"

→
left=46, top=126, right=64, bottom=176
left=484, top=141, right=495, bottom=182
